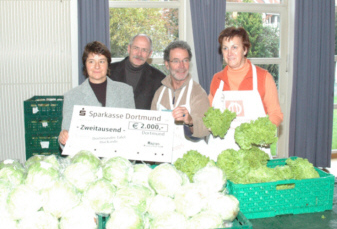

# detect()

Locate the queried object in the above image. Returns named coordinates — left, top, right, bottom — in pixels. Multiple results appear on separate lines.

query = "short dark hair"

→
left=82, top=41, right=111, bottom=77
left=164, top=40, right=192, bottom=62
left=218, top=27, right=251, bottom=57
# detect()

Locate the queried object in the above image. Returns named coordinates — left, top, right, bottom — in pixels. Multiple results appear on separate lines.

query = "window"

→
left=109, top=0, right=185, bottom=74
left=226, top=0, right=288, bottom=157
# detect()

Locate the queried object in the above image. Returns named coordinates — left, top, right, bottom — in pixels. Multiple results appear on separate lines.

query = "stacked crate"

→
left=24, top=96, right=64, bottom=160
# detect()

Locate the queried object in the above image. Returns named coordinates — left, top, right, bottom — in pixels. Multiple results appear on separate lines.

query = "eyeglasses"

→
left=131, top=46, right=150, bottom=54
left=169, top=58, right=190, bottom=65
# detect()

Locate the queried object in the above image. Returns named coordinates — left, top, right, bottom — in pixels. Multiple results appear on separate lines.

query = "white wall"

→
left=0, top=0, right=73, bottom=162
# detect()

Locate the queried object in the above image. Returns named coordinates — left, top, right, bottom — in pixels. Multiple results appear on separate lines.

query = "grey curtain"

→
left=78, top=0, right=110, bottom=84
left=289, top=0, right=335, bottom=167
left=190, top=0, right=225, bottom=94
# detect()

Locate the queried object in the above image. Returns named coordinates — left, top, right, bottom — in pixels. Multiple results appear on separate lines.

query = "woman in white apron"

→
left=208, top=27, right=284, bottom=160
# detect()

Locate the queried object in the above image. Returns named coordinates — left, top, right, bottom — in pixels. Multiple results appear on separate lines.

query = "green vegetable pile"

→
left=216, top=148, right=319, bottom=185
left=203, top=107, right=236, bottom=138
left=174, top=150, right=211, bottom=182
left=216, top=147, right=269, bottom=183
left=234, top=116, right=278, bottom=149
left=0, top=151, right=240, bottom=229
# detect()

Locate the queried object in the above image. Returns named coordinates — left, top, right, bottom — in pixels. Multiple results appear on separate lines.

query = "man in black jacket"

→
left=109, top=34, right=165, bottom=110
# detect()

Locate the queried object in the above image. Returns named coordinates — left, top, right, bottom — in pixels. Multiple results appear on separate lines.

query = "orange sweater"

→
left=209, top=59, right=283, bottom=127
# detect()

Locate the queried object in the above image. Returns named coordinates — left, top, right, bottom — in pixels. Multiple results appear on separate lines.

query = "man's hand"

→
left=172, top=106, right=193, bottom=126
left=58, top=130, right=69, bottom=145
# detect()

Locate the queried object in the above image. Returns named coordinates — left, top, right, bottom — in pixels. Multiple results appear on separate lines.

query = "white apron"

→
left=156, top=79, right=209, bottom=163
left=208, top=64, right=271, bottom=160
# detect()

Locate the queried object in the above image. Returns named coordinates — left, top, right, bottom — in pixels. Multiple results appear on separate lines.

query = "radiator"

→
left=0, top=0, right=72, bottom=163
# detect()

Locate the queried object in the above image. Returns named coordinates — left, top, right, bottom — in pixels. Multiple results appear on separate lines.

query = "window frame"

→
left=108, top=1, right=186, bottom=66
left=226, top=1, right=289, bottom=158
left=333, top=5, right=337, bottom=155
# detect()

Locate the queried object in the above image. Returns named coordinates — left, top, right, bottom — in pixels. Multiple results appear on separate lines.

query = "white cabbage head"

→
left=186, top=210, right=223, bottom=229
left=7, top=184, right=42, bottom=220
left=0, top=159, right=26, bottom=186
left=82, top=178, right=117, bottom=214
left=102, top=157, right=133, bottom=188
left=146, top=194, right=176, bottom=219
left=59, top=203, right=97, bottom=229
left=42, top=179, right=81, bottom=218
left=0, top=211, right=18, bottom=229
left=131, top=163, right=152, bottom=188
left=148, top=163, right=183, bottom=198
left=25, top=161, right=59, bottom=191
left=0, top=180, right=12, bottom=212
left=205, top=193, right=240, bottom=221
left=112, top=183, right=153, bottom=214
left=17, top=211, right=59, bottom=229
left=193, top=162, right=226, bottom=194
left=63, top=163, right=97, bottom=192
left=70, top=150, right=101, bottom=172
left=105, top=206, right=143, bottom=229
left=174, top=183, right=206, bottom=218
left=149, top=211, right=187, bottom=229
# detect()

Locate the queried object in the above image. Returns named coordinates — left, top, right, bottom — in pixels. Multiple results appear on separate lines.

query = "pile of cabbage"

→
left=0, top=150, right=239, bottom=229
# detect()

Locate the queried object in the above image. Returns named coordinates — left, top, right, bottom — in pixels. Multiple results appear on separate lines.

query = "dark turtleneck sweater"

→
left=125, top=58, right=145, bottom=91
left=89, top=79, right=107, bottom=107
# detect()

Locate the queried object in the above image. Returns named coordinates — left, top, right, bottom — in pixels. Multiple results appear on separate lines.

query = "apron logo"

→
left=226, top=101, right=245, bottom=116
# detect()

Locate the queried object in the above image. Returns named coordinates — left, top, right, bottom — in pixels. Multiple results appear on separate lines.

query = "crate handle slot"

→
left=276, top=183, right=295, bottom=190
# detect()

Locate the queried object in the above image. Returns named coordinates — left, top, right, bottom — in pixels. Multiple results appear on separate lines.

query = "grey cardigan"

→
left=61, top=78, right=135, bottom=131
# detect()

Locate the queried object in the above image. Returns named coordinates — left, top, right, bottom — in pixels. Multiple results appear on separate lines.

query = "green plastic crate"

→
left=96, top=211, right=252, bottom=229
left=25, top=148, right=62, bottom=160
left=226, top=157, right=335, bottom=219
left=220, top=211, right=253, bottom=229
left=24, top=96, right=63, bottom=117
left=24, top=116, right=62, bottom=133
left=25, top=132, right=61, bottom=160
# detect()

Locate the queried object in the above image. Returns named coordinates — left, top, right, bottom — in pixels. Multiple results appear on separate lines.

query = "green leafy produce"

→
left=71, top=150, right=101, bottom=172
left=216, top=149, right=250, bottom=181
left=25, top=161, right=59, bottom=191
left=7, top=184, right=42, bottom=220
left=286, top=157, right=319, bottom=179
left=205, top=193, right=240, bottom=221
left=42, top=179, right=80, bottom=218
left=174, top=150, right=211, bottom=182
left=59, top=203, right=97, bottom=229
left=193, top=162, right=226, bottom=193
left=174, top=183, right=205, bottom=217
left=147, top=194, right=176, bottom=219
left=0, top=159, right=26, bottom=186
left=234, top=116, right=277, bottom=149
left=102, top=156, right=133, bottom=189
left=63, top=163, right=97, bottom=192
left=239, top=147, right=270, bottom=169
left=17, top=211, right=59, bottom=229
left=106, top=206, right=144, bottom=229
left=149, top=211, right=187, bottom=229
left=113, top=183, right=154, bottom=214
left=203, top=107, right=236, bottom=138
left=187, top=210, right=223, bottom=229
left=148, top=163, right=183, bottom=198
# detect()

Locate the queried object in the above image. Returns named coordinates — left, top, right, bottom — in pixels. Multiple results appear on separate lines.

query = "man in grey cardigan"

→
left=109, top=34, right=165, bottom=110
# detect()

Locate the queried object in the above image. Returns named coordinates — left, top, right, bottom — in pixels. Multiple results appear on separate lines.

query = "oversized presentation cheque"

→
left=62, top=105, right=174, bottom=162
